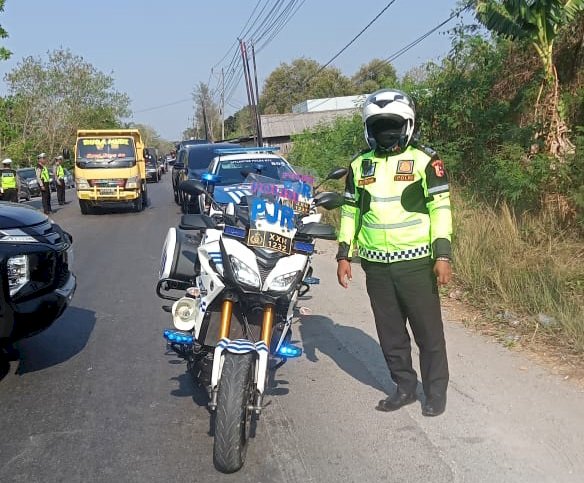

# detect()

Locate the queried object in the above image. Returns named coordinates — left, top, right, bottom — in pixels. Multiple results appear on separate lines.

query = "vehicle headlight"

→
left=76, top=178, right=90, bottom=189
left=229, top=256, right=260, bottom=288
left=269, top=271, right=300, bottom=292
left=28, top=179, right=38, bottom=187
left=7, top=255, right=29, bottom=296
left=125, top=176, right=139, bottom=189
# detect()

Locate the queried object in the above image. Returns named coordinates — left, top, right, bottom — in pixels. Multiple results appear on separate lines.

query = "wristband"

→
left=435, top=257, right=451, bottom=263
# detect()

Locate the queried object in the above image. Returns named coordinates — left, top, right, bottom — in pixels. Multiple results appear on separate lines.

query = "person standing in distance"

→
left=336, top=89, right=452, bottom=417
left=1, top=158, right=19, bottom=203
left=53, top=155, right=66, bottom=205
left=36, top=153, right=52, bottom=214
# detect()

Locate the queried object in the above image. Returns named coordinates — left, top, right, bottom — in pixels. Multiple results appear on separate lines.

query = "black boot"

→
left=376, top=390, right=416, bottom=412
left=422, top=395, right=446, bottom=417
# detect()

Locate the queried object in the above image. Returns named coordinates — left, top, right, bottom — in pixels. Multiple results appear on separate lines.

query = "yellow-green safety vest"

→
left=338, top=144, right=452, bottom=262
left=1, top=169, right=17, bottom=189
left=40, top=166, right=50, bottom=182
left=56, top=165, right=65, bottom=179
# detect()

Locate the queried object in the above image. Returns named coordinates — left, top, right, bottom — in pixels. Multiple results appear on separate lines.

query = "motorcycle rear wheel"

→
left=213, top=352, right=254, bottom=473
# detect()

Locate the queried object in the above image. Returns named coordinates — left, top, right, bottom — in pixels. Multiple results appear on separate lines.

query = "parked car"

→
left=17, top=175, right=31, bottom=202
left=173, top=142, right=241, bottom=209
left=0, top=202, right=76, bottom=349
left=16, top=168, right=41, bottom=197
left=146, top=158, right=160, bottom=183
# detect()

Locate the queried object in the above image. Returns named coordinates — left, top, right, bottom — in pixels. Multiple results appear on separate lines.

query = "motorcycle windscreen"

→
left=244, top=173, right=314, bottom=255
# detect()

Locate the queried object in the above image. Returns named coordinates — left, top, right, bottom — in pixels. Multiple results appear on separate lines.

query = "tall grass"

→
left=452, top=191, right=584, bottom=352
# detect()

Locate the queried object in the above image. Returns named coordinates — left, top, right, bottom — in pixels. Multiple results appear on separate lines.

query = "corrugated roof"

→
left=260, top=109, right=357, bottom=138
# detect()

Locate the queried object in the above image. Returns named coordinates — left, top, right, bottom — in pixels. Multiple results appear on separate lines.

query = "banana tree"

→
left=474, top=0, right=584, bottom=156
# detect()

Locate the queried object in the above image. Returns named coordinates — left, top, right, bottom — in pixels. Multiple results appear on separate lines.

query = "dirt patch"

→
left=442, top=289, right=584, bottom=388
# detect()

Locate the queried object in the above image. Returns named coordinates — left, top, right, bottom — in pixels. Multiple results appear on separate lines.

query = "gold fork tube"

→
left=218, top=300, right=234, bottom=339
left=260, top=305, right=275, bottom=346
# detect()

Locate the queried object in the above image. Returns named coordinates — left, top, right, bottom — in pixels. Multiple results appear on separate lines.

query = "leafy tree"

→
left=474, top=0, right=584, bottom=156
left=224, top=106, right=254, bottom=138
left=260, top=58, right=355, bottom=114
left=0, top=0, right=11, bottom=61
left=4, top=48, right=130, bottom=160
left=352, top=59, right=397, bottom=93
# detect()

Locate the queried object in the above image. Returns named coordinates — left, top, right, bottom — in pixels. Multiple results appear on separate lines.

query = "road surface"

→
left=1, top=177, right=583, bottom=482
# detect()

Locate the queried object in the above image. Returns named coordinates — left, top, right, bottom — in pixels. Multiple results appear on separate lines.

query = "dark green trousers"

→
left=361, top=256, right=449, bottom=401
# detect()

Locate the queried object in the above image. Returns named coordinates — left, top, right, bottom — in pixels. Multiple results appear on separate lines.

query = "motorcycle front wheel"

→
left=213, top=351, right=254, bottom=473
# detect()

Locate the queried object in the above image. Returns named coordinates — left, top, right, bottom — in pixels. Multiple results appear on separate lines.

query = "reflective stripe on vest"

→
left=1, top=170, right=16, bottom=189
left=41, top=166, right=50, bottom=182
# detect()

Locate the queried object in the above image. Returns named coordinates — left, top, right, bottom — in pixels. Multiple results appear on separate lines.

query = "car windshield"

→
left=187, top=148, right=216, bottom=171
left=215, top=157, right=295, bottom=186
left=76, top=137, right=136, bottom=168
left=17, top=168, right=36, bottom=179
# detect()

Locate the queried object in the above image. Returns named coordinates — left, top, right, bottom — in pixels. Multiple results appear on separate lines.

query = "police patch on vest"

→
left=396, top=160, right=414, bottom=174
left=358, top=177, right=376, bottom=186
left=361, top=159, right=376, bottom=178
left=394, top=174, right=414, bottom=181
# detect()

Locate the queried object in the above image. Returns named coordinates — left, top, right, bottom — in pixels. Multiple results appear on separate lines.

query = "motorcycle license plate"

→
left=281, top=199, right=310, bottom=215
left=247, top=229, right=292, bottom=254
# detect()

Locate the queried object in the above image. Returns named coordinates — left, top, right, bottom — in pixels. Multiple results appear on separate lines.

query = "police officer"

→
left=36, top=153, right=52, bottom=214
left=1, top=158, right=19, bottom=203
left=336, top=89, right=452, bottom=417
left=53, top=155, right=66, bottom=205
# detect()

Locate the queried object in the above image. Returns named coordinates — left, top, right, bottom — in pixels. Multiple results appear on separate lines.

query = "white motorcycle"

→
left=157, top=171, right=344, bottom=473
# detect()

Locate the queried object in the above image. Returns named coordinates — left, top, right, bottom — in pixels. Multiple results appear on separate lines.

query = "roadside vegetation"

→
left=289, top=4, right=584, bottom=354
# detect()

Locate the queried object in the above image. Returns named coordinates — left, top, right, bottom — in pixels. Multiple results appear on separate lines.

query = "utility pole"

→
left=251, top=43, right=263, bottom=146
left=239, top=39, right=259, bottom=146
left=221, top=68, right=225, bottom=141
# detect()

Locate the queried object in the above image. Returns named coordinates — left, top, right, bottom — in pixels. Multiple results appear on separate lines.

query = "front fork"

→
left=208, top=300, right=273, bottom=413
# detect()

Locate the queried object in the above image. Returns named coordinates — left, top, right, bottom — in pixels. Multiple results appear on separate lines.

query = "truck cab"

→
left=69, top=129, right=148, bottom=214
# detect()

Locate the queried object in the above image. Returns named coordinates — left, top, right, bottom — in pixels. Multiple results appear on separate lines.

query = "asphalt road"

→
left=1, top=176, right=583, bottom=482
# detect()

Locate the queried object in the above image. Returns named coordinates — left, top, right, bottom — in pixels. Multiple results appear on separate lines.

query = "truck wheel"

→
left=79, top=200, right=90, bottom=215
left=133, top=194, right=143, bottom=212
left=213, top=352, right=254, bottom=473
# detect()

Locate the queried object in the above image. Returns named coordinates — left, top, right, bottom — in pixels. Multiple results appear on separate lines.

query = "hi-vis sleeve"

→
left=423, top=157, right=453, bottom=258
left=336, top=164, right=360, bottom=260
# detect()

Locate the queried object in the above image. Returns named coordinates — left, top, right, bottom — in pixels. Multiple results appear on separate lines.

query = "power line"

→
left=303, top=0, right=399, bottom=87
left=134, top=97, right=191, bottom=114
left=302, top=3, right=472, bottom=114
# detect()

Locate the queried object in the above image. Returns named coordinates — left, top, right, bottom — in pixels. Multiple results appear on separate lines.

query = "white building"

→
left=292, top=94, right=369, bottom=113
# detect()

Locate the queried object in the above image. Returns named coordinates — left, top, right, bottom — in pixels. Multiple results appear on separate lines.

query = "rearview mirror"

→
left=298, top=222, right=336, bottom=240
left=313, top=191, right=344, bottom=210
left=179, top=179, right=207, bottom=197
left=62, top=148, right=70, bottom=160
left=179, top=214, right=217, bottom=230
left=325, top=167, right=348, bottom=181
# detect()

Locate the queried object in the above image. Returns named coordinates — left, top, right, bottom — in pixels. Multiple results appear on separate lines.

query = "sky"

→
left=0, top=0, right=472, bottom=141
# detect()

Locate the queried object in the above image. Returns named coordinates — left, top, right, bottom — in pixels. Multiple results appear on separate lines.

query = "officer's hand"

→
left=337, top=260, right=352, bottom=288
left=433, top=260, right=452, bottom=285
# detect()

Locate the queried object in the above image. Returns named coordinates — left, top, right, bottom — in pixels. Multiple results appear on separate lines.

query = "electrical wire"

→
left=302, top=0, right=399, bottom=88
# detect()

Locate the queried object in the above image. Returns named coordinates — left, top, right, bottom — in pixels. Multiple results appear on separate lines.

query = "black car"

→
left=0, top=202, right=76, bottom=350
left=172, top=142, right=241, bottom=209
left=146, top=158, right=160, bottom=183
left=16, top=168, right=41, bottom=197
left=17, top=174, right=32, bottom=202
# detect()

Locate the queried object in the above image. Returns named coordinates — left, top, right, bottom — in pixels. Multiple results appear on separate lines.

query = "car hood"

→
left=0, top=202, right=48, bottom=229
left=213, top=184, right=254, bottom=204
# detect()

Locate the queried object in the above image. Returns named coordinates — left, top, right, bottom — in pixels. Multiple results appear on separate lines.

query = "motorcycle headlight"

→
left=7, top=255, right=29, bottom=296
left=76, top=178, right=90, bottom=189
left=229, top=256, right=260, bottom=288
left=269, top=271, right=300, bottom=292
left=125, top=176, right=139, bottom=189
